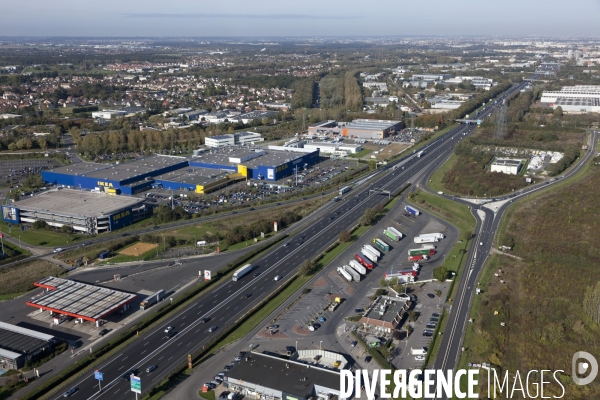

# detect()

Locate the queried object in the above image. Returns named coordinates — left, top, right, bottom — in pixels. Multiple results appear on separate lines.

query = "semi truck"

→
left=232, top=264, right=253, bottom=281
left=399, top=269, right=418, bottom=277
left=373, top=238, right=390, bottom=251
left=339, top=186, right=352, bottom=196
left=408, top=254, right=428, bottom=262
left=355, top=253, right=373, bottom=270
left=384, top=229, right=400, bottom=242
left=416, top=151, right=424, bottom=158
left=405, top=205, right=420, bottom=216
left=349, top=260, right=367, bottom=275
left=412, top=263, right=421, bottom=271
left=361, top=249, right=378, bottom=263
left=140, top=289, right=165, bottom=310
left=419, top=233, right=444, bottom=240
left=337, top=267, right=353, bottom=282
left=420, top=244, right=436, bottom=250
left=343, top=265, right=361, bottom=282
left=414, top=236, right=439, bottom=244
left=408, top=248, right=435, bottom=256
left=363, top=244, right=381, bottom=258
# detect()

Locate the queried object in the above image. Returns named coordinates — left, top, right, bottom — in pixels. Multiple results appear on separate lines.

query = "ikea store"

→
left=41, top=148, right=320, bottom=196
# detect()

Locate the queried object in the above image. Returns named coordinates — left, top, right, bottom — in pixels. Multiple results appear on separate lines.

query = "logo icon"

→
left=572, top=351, right=598, bottom=385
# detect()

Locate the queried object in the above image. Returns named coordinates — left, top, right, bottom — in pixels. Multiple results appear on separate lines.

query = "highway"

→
left=31, top=81, right=529, bottom=400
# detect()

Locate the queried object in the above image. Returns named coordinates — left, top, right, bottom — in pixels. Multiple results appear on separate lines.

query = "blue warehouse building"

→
left=41, top=149, right=320, bottom=195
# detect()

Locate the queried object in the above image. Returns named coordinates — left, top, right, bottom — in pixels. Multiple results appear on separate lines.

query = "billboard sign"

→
left=1, top=206, right=19, bottom=224
left=130, top=375, right=141, bottom=394
left=267, top=168, right=275, bottom=180
left=204, top=270, right=211, bottom=281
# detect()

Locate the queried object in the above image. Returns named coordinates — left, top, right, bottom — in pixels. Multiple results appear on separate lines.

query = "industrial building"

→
left=308, top=120, right=340, bottom=136
left=91, top=110, right=127, bottom=120
left=340, top=119, right=403, bottom=139
left=0, top=322, right=56, bottom=370
left=205, top=132, right=264, bottom=148
left=26, top=277, right=137, bottom=326
left=358, top=295, right=411, bottom=333
left=490, top=158, right=523, bottom=175
left=224, top=351, right=349, bottom=400
left=303, top=142, right=362, bottom=155
left=41, top=150, right=320, bottom=196
left=1, top=189, right=146, bottom=234
left=540, top=86, right=600, bottom=113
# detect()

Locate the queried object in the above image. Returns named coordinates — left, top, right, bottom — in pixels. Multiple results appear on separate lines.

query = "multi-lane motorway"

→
left=35, top=80, right=536, bottom=400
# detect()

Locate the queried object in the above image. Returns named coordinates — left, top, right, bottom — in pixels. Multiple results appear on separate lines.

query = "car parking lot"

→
left=0, top=159, right=59, bottom=184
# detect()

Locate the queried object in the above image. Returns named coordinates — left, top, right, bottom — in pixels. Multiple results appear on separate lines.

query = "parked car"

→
left=354, top=308, right=364, bottom=313
left=350, top=341, right=358, bottom=347
left=98, top=329, right=109, bottom=337
left=318, top=317, right=326, bottom=323
left=427, top=293, right=435, bottom=299
left=364, top=356, right=372, bottom=363
left=415, top=355, right=426, bottom=361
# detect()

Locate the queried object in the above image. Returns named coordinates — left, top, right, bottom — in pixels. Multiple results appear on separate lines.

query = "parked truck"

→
left=232, top=264, right=253, bottom=281
left=420, top=244, right=436, bottom=250
left=408, top=248, right=435, bottom=257
left=343, top=265, right=361, bottom=282
left=399, top=269, right=418, bottom=277
left=328, top=302, right=339, bottom=312
left=412, top=263, right=421, bottom=271
left=337, top=267, right=353, bottom=282
left=383, top=271, right=416, bottom=282
left=411, top=347, right=427, bottom=355
left=361, top=249, right=378, bottom=263
left=408, top=254, right=428, bottom=262
left=373, top=238, right=390, bottom=251
left=419, top=233, right=444, bottom=240
left=140, top=289, right=165, bottom=310
left=405, top=205, right=421, bottom=216
left=363, top=244, right=381, bottom=258
left=414, top=236, right=439, bottom=244
left=355, top=253, right=373, bottom=270
left=384, top=229, right=400, bottom=242
left=349, top=260, right=367, bottom=275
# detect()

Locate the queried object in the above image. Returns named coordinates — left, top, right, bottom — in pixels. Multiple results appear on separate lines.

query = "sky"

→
left=2, top=0, right=600, bottom=37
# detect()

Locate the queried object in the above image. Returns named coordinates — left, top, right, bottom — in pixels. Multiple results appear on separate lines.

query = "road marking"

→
left=168, top=356, right=173, bottom=361
left=122, top=357, right=127, bottom=361
left=144, top=341, right=149, bottom=346
left=159, top=356, right=164, bottom=360
left=141, top=349, right=147, bottom=354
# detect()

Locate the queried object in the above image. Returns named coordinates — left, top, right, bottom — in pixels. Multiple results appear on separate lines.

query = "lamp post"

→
left=296, top=340, right=298, bottom=351
left=320, top=341, right=322, bottom=351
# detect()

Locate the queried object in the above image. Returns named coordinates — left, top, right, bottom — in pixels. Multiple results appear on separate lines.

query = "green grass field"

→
left=350, top=148, right=374, bottom=158
left=0, top=222, right=82, bottom=247
left=427, top=152, right=459, bottom=195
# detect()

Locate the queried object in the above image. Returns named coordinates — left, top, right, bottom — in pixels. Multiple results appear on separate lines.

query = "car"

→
left=53, top=248, right=63, bottom=253
left=249, top=207, right=255, bottom=211
left=201, top=317, right=210, bottom=323
left=430, top=318, right=439, bottom=322
left=302, top=197, right=307, bottom=200
left=208, top=326, right=218, bottom=333
left=364, top=356, right=372, bottom=363
left=121, top=233, right=129, bottom=237
left=245, top=293, right=252, bottom=298
left=415, top=355, right=426, bottom=361
left=354, top=308, right=364, bottom=313
left=253, top=272, right=261, bottom=277
left=283, top=242, right=290, bottom=247
left=122, top=370, right=137, bottom=380
left=274, top=275, right=281, bottom=281
left=432, top=313, right=440, bottom=318
left=479, top=242, right=484, bottom=246
left=234, top=356, right=243, bottom=361
left=219, top=391, right=231, bottom=399
left=267, top=325, right=279, bottom=330
left=277, top=202, right=282, bottom=205
left=165, top=326, right=173, bottom=333
left=423, top=331, right=433, bottom=337
left=224, top=365, right=232, bottom=371
left=98, top=328, right=109, bottom=337
left=350, top=340, right=358, bottom=347
left=426, top=323, right=436, bottom=329
left=146, top=365, right=157, bottom=373
left=427, top=293, right=435, bottom=299
left=318, top=317, right=326, bottom=323
left=204, top=382, right=214, bottom=389
left=238, top=351, right=246, bottom=357
left=217, top=372, right=226, bottom=377
left=63, top=388, right=77, bottom=397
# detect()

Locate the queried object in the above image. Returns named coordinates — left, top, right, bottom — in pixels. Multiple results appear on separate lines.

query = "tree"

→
left=553, top=106, right=563, bottom=117
left=60, top=225, right=73, bottom=234
left=584, top=282, right=600, bottom=323
left=33, top=220, right=48, bottom=230
left=298, top=259, right=316, bottom=276
left=339, top=229, right=352, bottom=243
left=462, top=230, right=473, bottom=241
left=359, top=208, right=378, bottom=226
left=433, top=266, right=448, bottom=282
left=407, top=310, right=419, bottom=322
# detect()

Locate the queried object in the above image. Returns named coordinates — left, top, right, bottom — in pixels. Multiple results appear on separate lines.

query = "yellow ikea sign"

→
left=97, top=181, right=114, bottom=187
left=237, top=164, right=248, bottom=177
left=112, top=210, right=130, bottom=221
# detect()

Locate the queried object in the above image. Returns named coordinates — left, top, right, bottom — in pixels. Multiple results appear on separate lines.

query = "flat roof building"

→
left=26, top=277, right=137, bottom=325
left=303, top=142, right=362, bottom=155
left=1, top=188, right=146, bottom=234
left=0, top=322, right=55, bottom=370
left=224, top=351, right=349, bottom=400
left=341, top=119, right=403, bottom=139
left=205, top=132, right=264, bottom=148
left=490, top=158, right=522, bottom=175
left=540, top=86, right=600, bottom=113
left=359, top=295, right=411, bottom=333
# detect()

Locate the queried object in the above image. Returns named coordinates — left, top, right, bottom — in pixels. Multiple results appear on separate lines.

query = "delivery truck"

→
left=337, top=267, right=352, bottom=282
left=414, top=236, right=438, bottom=244
left=384, top=229, right=400, bottom=242
left=408, top=248, right=435, bottom=256
left=232, top=264, right=253, bottom=281
left=383, top=271, right=416, bottom=282
left=373, top=238, right=390, bottom=251
left=349, top=260, right=367, bottom=275
left=387, top=227, right=403, bottom=239
left=361, top=249, right=378, bottom=263
left=355, top=253, right=373, bottom=270
left=363, top=244, right=381, bottom=258
left=140, top=289, right=165, bottom=310
left=408, top=255, right=428, bottom=262
left=419, top=233, right=444, bottom=240
left=343, top=265, right=361, bottom=282
left=405, top=205, right=421, bottom=216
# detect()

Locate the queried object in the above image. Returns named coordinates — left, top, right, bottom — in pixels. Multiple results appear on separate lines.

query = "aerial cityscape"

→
left=1, top=2, right=600, bottom=400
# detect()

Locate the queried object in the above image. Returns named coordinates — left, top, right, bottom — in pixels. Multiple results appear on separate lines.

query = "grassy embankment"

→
left=455, top=149, right=600, bottom=399
left=0, top=260, right=65, bottom=301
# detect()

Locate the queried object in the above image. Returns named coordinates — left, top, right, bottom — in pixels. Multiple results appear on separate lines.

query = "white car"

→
left=274, top=275, right=281, bottom=281
left=479, top=242, right=484, bottom=246
left=414, top=355, right=425, bottom=361
left=54, top=248, right=63, bottom=253
left=164, top=326, right=173, bottom=333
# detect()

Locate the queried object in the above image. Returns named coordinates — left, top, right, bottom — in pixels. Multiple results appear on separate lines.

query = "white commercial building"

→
left=303, top=142, right=362, bottom=155
left=490, top=158, right=522, bottom=175
left=205, top=131, right=263, bottom=148
left=540, top=86, right=600, bottom=113
left=91, top=110, right=127, bottom=120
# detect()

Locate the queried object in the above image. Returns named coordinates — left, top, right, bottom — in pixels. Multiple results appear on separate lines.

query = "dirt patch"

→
left=345, top=287, right=355, bottom=295
left=374, top=143, right=411, bottom=161
left=312, top=277, right=328, bottom=287
left=118, top=242, right=158, bottom=256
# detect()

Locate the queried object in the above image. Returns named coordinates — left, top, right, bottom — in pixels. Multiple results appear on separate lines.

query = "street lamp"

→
left=296, top=340, right=298, bottom=351
left=320, top=341, right=323, bottom=351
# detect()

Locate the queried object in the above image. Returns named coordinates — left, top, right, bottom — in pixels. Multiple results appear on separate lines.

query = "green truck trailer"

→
left=373, top=238, right=390, bottom=251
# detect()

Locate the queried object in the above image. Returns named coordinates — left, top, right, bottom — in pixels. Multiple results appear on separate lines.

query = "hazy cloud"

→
left=123, top=13, right=358, bottom=20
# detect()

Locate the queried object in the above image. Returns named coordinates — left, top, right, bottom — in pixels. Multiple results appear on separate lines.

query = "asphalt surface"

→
left=22, top=80, right=538, bottom=400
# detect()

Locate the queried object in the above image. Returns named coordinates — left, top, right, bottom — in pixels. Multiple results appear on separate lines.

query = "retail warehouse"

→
left=41, top=150, right=319, bottom=195
left=26, top=277, right=137, bottom=326
left=1, top=188, right=146, bottom=234
left=0, top=322, right=55, bottom=370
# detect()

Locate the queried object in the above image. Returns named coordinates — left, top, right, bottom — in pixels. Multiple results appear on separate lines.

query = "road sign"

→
left=130, top=375, right=141, bottom=394
left=204, top=270, right=211, bottom=281
left=94, top=370, right=103, bottom=381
